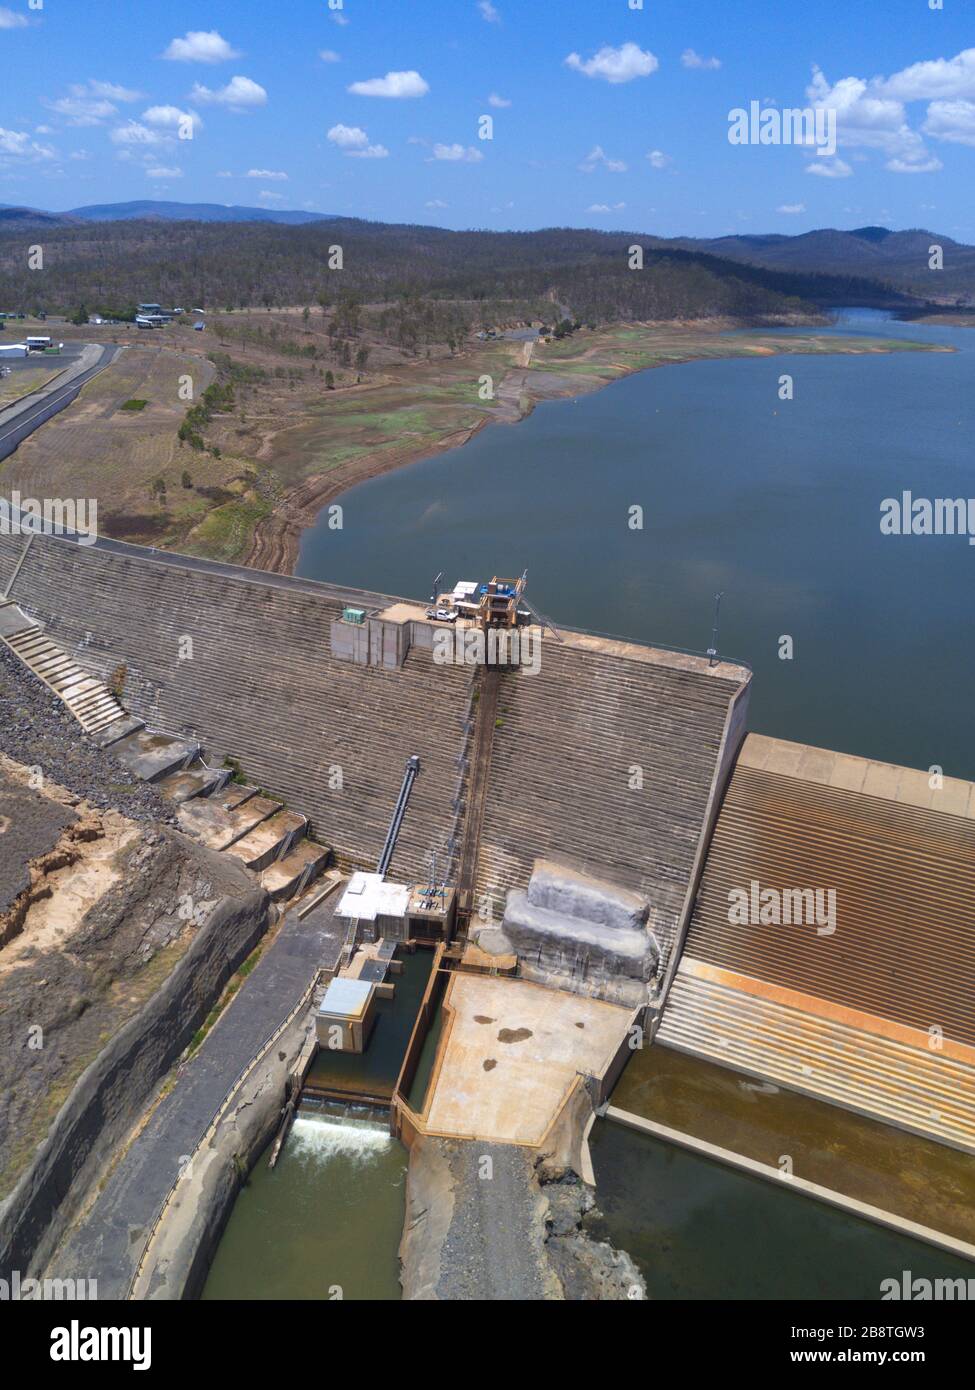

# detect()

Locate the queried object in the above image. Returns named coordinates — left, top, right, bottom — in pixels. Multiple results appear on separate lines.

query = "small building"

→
left=449, top=579, right=481, bottom=619
left=336, top=870, right=457, bottom=945
left=316, top=976, right=377, bottom=1053
left=337, top=871, right=411, bottom=943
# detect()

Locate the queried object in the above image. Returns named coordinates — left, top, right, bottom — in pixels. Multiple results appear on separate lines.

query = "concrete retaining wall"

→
left=136, top=1012, right=312, bottom=1300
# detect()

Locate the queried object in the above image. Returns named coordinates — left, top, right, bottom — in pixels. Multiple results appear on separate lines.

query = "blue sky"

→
left=1, top=0, right=973, bottom=238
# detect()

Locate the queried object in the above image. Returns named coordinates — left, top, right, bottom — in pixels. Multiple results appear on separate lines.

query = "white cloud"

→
left=425, top=199, right=448, bottom=208
left=327, top=123, right=388, bottom=158
left=190, top=75, right=267, bottom=111
left=478, top=1, right=500, bottom=21
left=923, top=98, right=975, bottom=147
left=45, top=94, right=117, bottom=126
left=0, top=7, right=28, bottom=28
left=0, top=127, right=55, bottom=160
left=259, top=190, right=284, bottom=201
left=805, top=156, right=853, bottom=178
left=216, top=170, right=233, bottom=178
left=163, top=30, right=241, bottom=64
left=89, top=81, right=142, bottom=102
left=579, top=145, right=627, bottom=173
left=804, top=53, right=975, bottom=174
left=646, top=149, right=673, bottom=170
left=320, top=50, right=341, bottom=63
left=777, top=202, right=806, bottom=214
left=247, top=168, right=288, bottom=179
left=488, top=93, right=511, bottom=108
left=348, top=70, right=429, bottom=98
left=681, top=49, right=721, bottom=71
left=587, top=202, right=626, bottom=213
left=431, top=143, right=483, bottom=162
left=327, top=123, right=368, bottom=148
left=110, top=122, right=167, bottom=147
left=886, top=154, right=943, bottom=173
left=880, top=49, right=975, bottom=102
left=565, top=43, right=658, bottom=84
left=87, top=81, right=141, bottom=102
left=142, top=105, right=202, bottom=136
left=43, top=81, right=140, bottom=127
left=146, top=165, right=182, bottom=179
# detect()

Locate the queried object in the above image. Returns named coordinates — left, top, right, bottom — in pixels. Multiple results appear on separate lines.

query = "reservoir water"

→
left=588, top=1119, right=974, bottom=1301
left=298, top=309, right=975, bottom=780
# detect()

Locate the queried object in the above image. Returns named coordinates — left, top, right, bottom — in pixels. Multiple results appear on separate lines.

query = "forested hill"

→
left=670, top=226, right=975, bottom=304
left=0, top=216, right=922, bottom=324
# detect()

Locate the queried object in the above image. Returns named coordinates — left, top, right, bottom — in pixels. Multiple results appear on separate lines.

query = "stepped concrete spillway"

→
left=0, top=532, right=751, bottom=980
left=657, top=734, right=975, bottom=1153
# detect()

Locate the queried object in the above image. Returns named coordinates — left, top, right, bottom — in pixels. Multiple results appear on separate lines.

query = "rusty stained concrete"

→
left=423, top=973, right=631, bottom=1146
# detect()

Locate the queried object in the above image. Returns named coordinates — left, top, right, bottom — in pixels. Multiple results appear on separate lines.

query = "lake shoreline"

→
left=245, top=317, right=946, bottom=577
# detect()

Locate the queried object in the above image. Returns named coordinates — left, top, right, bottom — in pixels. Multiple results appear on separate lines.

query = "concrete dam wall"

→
left=0, top=533, right=750, bottom=973
left=0, top=534, right=474, bottom=886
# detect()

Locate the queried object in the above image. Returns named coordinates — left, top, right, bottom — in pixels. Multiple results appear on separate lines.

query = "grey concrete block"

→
left=527, top=858, right=650, bottom=932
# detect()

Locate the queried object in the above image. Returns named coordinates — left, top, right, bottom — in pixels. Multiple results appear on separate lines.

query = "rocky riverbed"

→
left=400, top=1135, right=645, bottom=1301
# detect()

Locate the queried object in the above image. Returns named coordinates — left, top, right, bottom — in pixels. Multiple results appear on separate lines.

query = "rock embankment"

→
left=0, top=644, right=173, bottom=826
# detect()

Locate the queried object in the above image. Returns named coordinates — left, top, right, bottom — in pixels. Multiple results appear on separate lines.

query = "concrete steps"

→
left=0, top=573, right=333, bottom=908
left=261, top=838, right=331, bottom=900
left=112, top=729, right=200, bottom=783
left=218, top=782, right=260, bottom=811
left=157, top=764, right=233, bottom=804
left=90, top=714, right=147, bottom=750
left=0, top=610, right=132, bottom=736
left=225, top=809, right=308, bottom=871
left=177, top=793, right=282, bottom=852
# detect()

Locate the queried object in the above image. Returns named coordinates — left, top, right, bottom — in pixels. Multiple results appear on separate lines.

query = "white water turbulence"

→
left=289, top=1112, right=393, bottom=1165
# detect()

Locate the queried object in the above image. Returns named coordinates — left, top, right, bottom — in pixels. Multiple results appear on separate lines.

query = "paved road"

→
left=47, top=893, right=346, bottom=1299
left=2, top=500, right=404, bottom=612
left=0, top=344, right=121, bottom=465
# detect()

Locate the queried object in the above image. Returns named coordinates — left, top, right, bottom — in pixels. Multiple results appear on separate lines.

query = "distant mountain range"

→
left=0, top=202, right=970, bottom=302
left=0, top=202, right=972, bottom=317
left=667, top=226, right=975, bottom=301
left=0, top=200, right=335, bottom=227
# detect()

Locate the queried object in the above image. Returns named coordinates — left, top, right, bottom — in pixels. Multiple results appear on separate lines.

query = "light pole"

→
left=707, top=591, right=724, bottom=668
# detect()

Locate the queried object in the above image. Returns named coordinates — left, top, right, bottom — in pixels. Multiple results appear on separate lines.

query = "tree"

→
left=70, top=303, right=89, bottom=326
left=325, top=370, right=335, bottom=389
